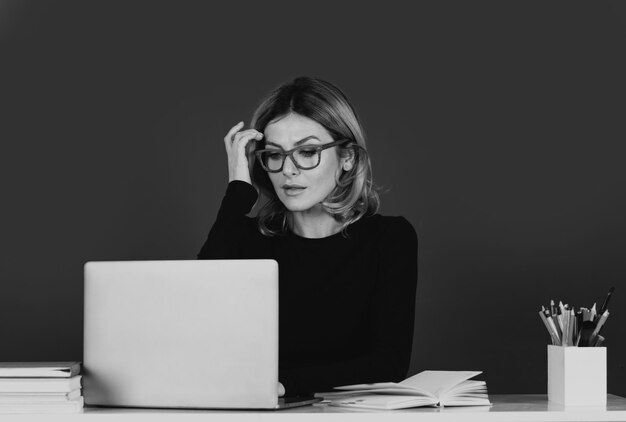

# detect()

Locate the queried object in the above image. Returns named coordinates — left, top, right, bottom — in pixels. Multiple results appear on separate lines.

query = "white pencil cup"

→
left=547, top=345, right=607, bottom=406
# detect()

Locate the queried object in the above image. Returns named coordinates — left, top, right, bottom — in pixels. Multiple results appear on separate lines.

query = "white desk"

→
left=3, top=395, right=626, bottom=421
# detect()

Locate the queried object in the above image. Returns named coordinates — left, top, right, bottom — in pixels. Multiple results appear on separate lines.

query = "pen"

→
left=590, top=310, right=609, bottom=340
left=575, top=310, right=582, bottom=341
left=569, top=309, right=577, bottom=346
left=599, top=286, right=615, bottom=315
left=539, top=309, right=558, bottom=345
left=546, top=315, right=561, bottom=345
left=556, top=305, right=564, bottom=332
left=562, top=310, right=570, bottom=346
left=545, top=308, right=561, bottom=344
left=550, top=313, right=562, bottom=341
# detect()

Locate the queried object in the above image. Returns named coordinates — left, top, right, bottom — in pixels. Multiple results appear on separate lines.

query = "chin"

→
left=280, top=197, right=315, bottom=212
left=277, top=191, right=321, bottom=212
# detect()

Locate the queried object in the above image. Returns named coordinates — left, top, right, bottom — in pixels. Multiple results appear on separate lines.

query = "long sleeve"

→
left=197, top=180, right=259, bottom=259
left=280, top=217, right=418, bottom=395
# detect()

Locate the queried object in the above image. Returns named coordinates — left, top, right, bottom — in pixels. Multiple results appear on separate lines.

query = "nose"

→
left=282, top=154, right=300, bottom=176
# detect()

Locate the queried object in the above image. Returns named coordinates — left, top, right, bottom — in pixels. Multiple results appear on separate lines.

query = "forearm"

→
left=197, top=219, right=245, bottom=259
left=197, top=181, right=258, bottom=259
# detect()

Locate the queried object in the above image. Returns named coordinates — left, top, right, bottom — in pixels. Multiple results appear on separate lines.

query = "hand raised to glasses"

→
left=223, top=121, right=264, bottom=185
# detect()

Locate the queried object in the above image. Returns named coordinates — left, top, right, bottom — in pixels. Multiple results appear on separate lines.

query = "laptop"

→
left=83, top=259, right=320, bottom=409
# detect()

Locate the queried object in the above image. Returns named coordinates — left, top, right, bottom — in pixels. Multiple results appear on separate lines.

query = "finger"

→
left=235, top=133, right=263, bottom=156
left=233, top=131, right=264, bottom=150
left=233, top=129, right=263, bottom=143
left=223, top=121, right=245, bottom=145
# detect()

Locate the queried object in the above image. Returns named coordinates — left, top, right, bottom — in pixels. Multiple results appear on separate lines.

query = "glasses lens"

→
left=261, top=151, right=284, bottom=171
left=293, top=147, right=320, bottom=169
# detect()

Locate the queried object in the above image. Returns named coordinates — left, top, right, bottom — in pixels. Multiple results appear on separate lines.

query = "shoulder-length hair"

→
left=249, top=76, right=380, bottom=237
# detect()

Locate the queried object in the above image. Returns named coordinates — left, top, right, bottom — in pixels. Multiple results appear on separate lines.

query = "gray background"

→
left=1, top=1, right=625, bottom=395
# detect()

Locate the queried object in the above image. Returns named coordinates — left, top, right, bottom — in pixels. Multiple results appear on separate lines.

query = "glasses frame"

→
left=254, top=139, right=351, bottom=173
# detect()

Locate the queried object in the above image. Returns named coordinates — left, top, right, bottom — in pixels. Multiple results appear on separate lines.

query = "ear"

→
left=341, top=148, right=355, bottom=171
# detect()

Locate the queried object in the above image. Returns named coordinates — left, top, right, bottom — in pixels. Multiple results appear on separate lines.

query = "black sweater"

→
left=197, top=181, right=418, bottom=396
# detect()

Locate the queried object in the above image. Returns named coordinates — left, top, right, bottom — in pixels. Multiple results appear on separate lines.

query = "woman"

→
left=198, top=76, right=417, bottom=397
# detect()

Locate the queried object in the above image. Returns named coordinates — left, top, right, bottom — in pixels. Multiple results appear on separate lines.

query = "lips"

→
left=282, top=185, right=306, bottom=196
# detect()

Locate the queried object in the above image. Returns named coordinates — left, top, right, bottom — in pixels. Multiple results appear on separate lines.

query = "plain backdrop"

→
left=1, top=1, right=625, bottom=395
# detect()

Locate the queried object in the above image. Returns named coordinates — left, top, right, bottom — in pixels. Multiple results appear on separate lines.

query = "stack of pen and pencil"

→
left=538, top=287, right=614, bottom=347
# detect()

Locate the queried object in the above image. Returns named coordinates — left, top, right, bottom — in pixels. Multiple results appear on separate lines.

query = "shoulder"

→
left=350, top=214, right=417, bottom=246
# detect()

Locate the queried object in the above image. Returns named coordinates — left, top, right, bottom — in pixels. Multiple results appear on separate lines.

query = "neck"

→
left=288, top=207, right=342, bottom=239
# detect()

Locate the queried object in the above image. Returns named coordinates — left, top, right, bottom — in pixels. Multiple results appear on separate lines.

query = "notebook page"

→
left=329, top=394, right=438, bottom=410
left=318, top=387, right=435, bottom=399
left=445, top=380, right=487, bottom=395
left=334, top=382, right=412, bottom=391
left=333, top=382, right=432, bottom=397
left=399, top=371, right=482, bottom=398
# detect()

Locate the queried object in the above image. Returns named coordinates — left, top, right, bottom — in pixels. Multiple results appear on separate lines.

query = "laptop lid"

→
left=83, top=259, right=279, bottom=409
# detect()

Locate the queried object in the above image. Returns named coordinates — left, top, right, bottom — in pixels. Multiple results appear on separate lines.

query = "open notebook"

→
left=315, top=371, right=491, bottom=410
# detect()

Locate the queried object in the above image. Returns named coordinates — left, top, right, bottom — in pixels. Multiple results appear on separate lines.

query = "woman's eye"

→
left=267, top=152, right=282, bottom=160
left=298, top=149, right=317, bottom=157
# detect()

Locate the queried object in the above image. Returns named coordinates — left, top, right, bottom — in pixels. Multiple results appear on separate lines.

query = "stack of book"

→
left=315, top=370, right=491, bottom=410
left=0, top=362, right=83, bottom=414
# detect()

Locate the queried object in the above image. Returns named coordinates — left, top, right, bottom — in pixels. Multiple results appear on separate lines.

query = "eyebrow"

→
left=264, top=135, right=321, bottom=149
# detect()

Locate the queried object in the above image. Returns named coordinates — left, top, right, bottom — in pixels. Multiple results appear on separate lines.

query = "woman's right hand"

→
left=278, top=381, right=285, bottom=397
left=223, top=121, right=264, bottom=185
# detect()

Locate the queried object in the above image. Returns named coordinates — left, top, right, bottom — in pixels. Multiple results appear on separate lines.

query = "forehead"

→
left=263, top=113, right=331, bottom=147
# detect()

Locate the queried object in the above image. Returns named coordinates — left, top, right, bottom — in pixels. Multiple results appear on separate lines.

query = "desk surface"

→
left=3, top=395, right=626, bottom=421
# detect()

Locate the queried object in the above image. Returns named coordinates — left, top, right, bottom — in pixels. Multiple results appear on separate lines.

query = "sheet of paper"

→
left=399, top=371, right=482, bottom=398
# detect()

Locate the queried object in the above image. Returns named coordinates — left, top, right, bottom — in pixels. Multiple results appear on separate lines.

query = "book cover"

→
left=0, top=396, right=83, bottom=414
left=0, top=362, right=81, bottom=378
left=0, top=389, right=81, bottom=403
left=0, top=376, right=81, bottom=393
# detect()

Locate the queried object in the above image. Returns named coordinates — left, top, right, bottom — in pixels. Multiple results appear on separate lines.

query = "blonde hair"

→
left=249, top=76, right=380, bottom=237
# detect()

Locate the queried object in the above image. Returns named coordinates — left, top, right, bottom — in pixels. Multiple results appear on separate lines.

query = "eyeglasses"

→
left=254, top=139, right=350, bottom=173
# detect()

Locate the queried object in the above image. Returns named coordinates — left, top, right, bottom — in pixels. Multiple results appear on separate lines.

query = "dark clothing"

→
left=197, top=180, right=418, bottom=396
